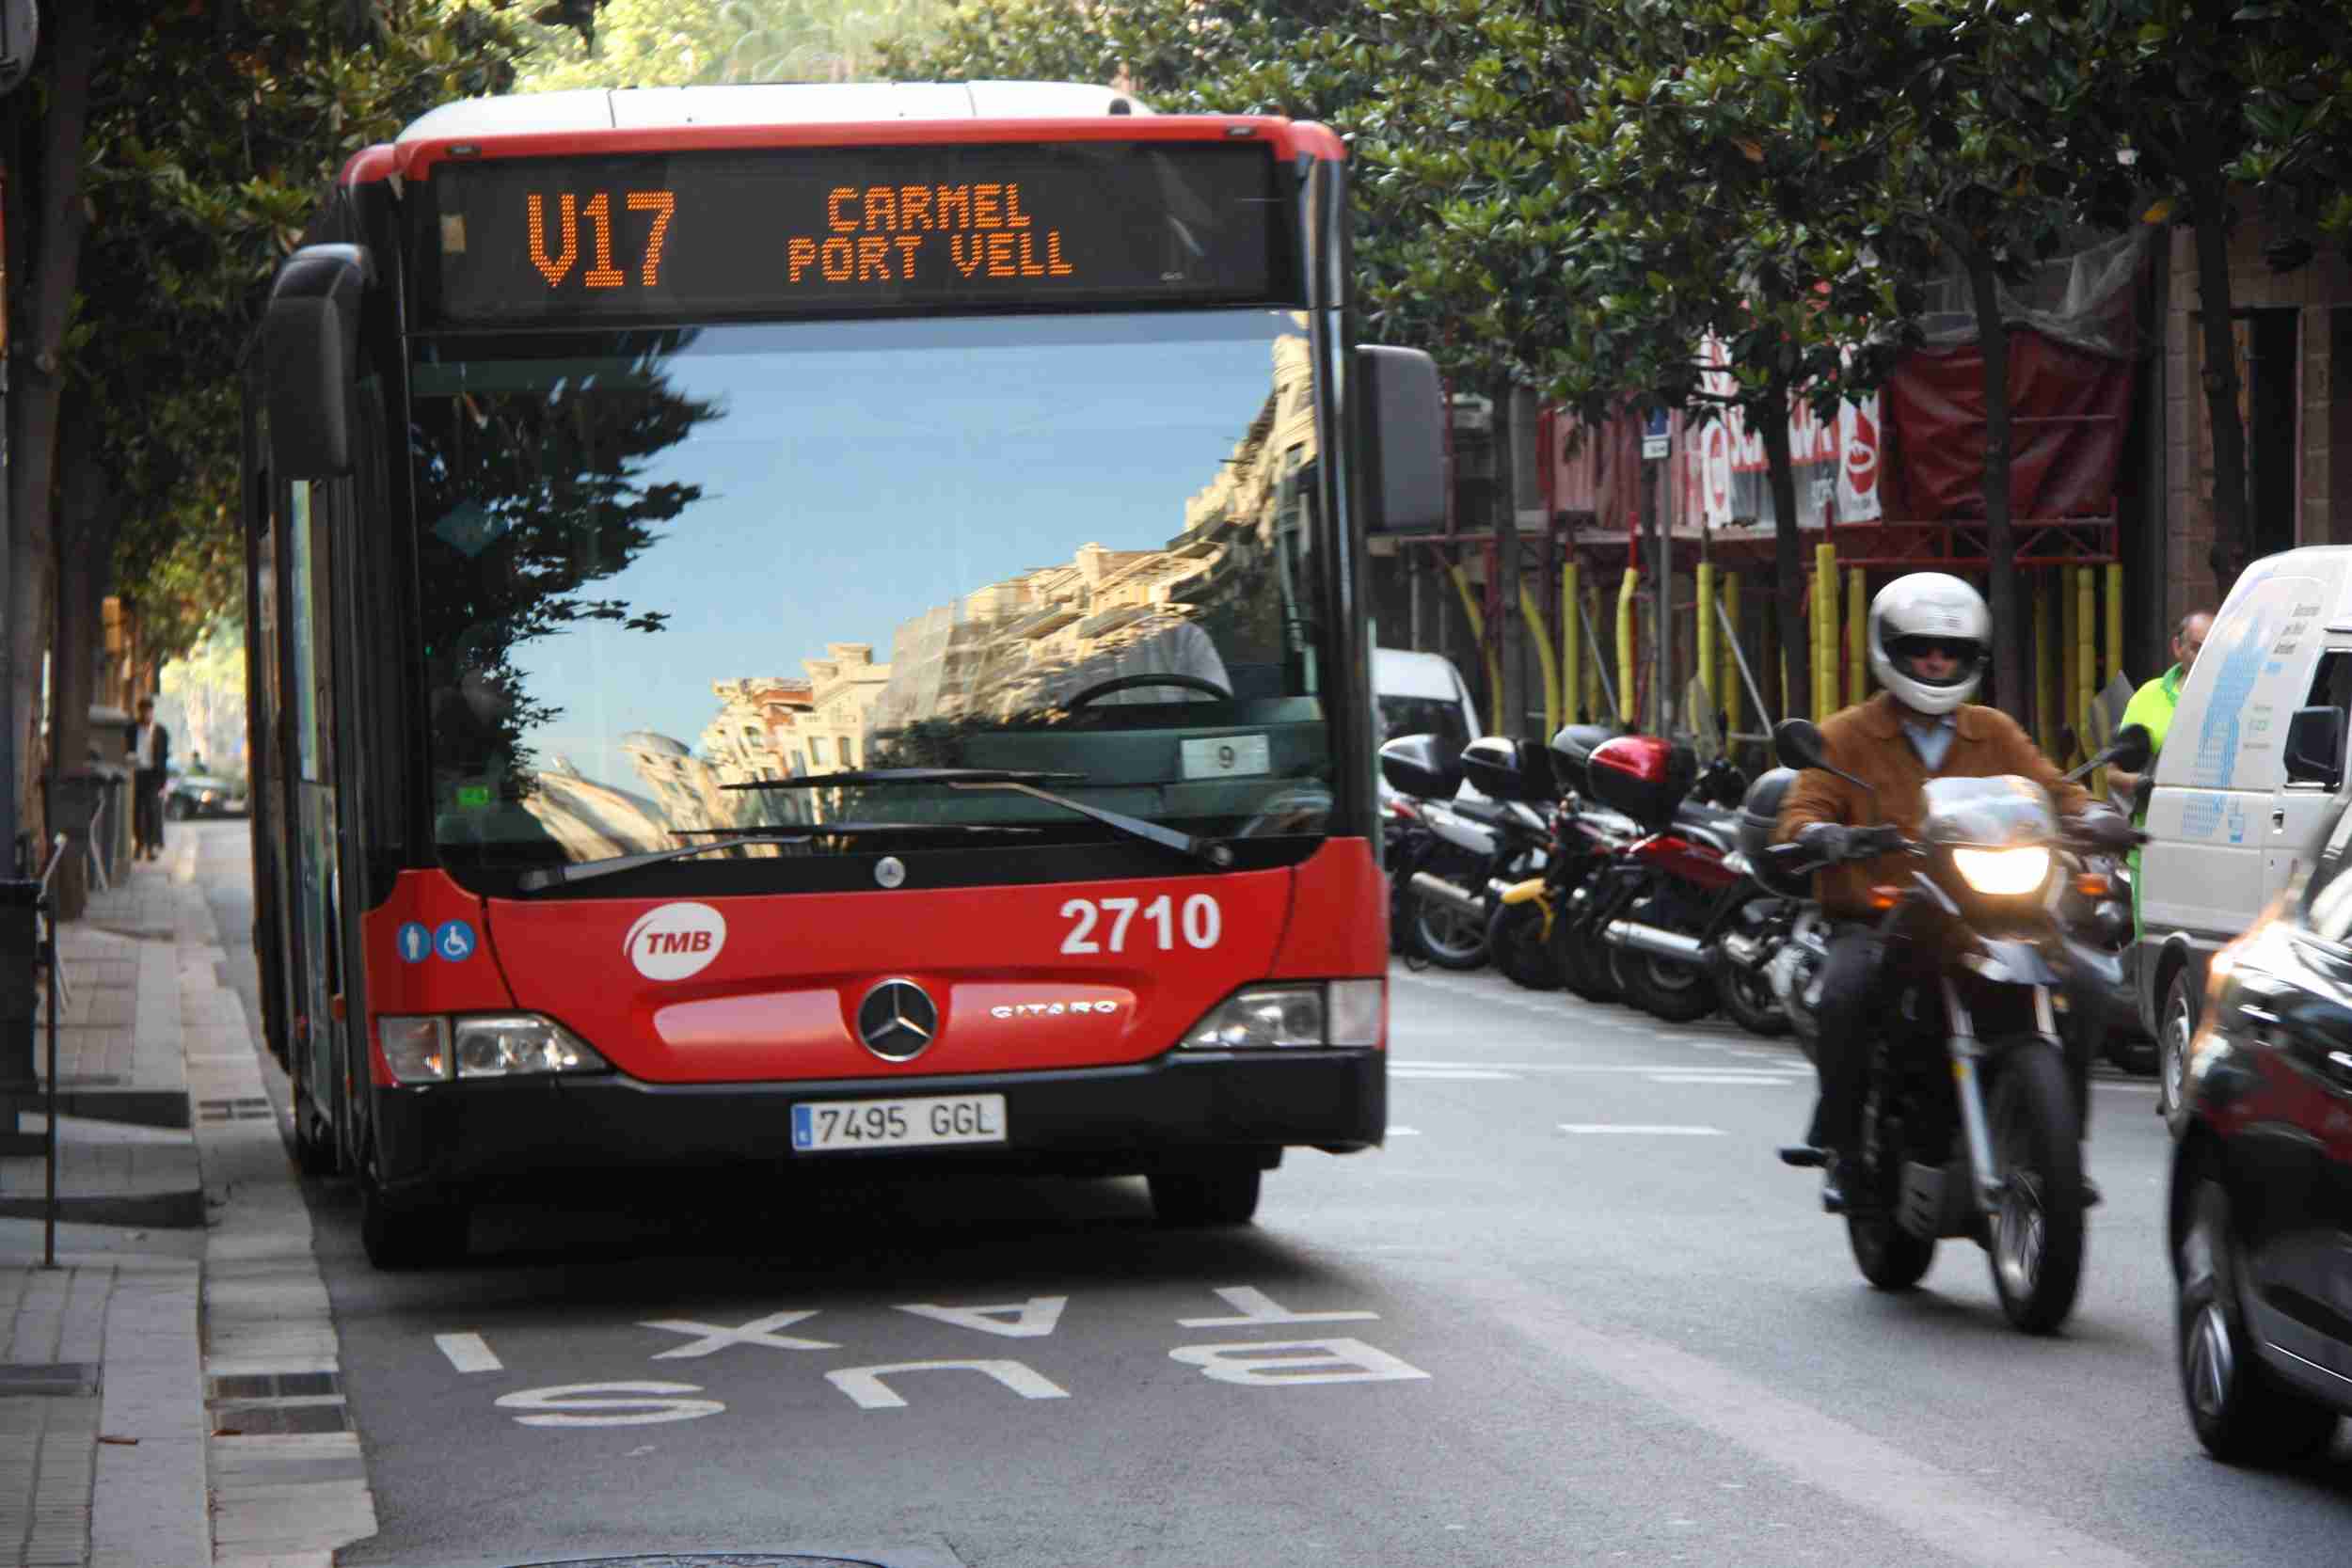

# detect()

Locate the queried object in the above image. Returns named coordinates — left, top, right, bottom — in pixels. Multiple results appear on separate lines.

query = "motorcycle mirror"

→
left=1773, top=717, right=1879, bottom=809
left=2062, top=722, right=2153, bottom=784
left=1772, top=720, right=1829, bottom=772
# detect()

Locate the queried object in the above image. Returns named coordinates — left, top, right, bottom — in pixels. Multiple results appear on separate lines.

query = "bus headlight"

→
left=1951, top=846, right=2052, bottom=898
left=1182, top=980, right=1383, bottom=1050
left=452, top=1014, right=610, bottom=1078
left=376, top=1013, right=610, bottom=1085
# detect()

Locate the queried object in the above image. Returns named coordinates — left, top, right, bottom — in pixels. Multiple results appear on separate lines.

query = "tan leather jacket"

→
left=1776, top=692, right=2090, bottom=916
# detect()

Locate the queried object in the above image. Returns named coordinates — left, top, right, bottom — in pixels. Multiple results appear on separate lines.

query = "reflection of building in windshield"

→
left=519, top=757, right=674, bottom=859
left=867, top=334, right=1318, bottom=737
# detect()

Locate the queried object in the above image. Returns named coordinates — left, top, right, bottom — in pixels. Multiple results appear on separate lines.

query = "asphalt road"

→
left=184, top=819, right=2351, bottom=1568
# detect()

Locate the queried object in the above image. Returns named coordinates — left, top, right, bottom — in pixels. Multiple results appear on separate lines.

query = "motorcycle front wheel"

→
left=1713, top=946, right=1789, bottom=1037
left=1551, top=917, right=1621, bottom=1004
left=1486, top=899, right=1563, bottom=990
left=1407, top=889, right=1488, bottom=970
left=1985, top=1042, right=2087, bottom=1335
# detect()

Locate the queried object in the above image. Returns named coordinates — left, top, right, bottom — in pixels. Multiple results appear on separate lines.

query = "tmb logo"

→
left=624, top=902, right=727, bottom=981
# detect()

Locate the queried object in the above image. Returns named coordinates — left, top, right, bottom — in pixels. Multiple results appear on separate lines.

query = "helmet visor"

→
left=1889, top=635, right=1981, bottom=685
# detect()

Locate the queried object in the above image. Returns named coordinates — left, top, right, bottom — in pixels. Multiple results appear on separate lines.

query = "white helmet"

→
left=1867, top=572, right=1989, bottom=716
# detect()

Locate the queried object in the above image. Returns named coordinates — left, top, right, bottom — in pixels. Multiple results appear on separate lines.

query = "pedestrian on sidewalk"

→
left=127, top=696, right=170, bottom=861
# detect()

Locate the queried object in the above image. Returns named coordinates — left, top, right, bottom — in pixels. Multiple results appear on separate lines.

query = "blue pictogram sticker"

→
left=433, top=919, right=478, bottom=963
left=396, top=922, right=432, bottom=965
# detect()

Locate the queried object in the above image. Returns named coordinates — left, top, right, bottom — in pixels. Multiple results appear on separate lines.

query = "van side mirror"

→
left=2285, top=706, right=2344, bottom=788
left=1357, top=345, right=1446, bottom=533
left=262, top=244, right=372, bottom=479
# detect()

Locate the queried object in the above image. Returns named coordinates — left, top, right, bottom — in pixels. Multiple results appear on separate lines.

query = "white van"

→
left=1372, top=647, right=1482, bottom=769
left=2137, top=546, right=2352, bottom=1100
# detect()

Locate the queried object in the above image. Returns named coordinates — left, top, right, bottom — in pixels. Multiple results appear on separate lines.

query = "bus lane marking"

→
left=1559, top=1124, right=1726, bottom=1135
left=1178, top=1286, right=1378, bottom=1327
left=641, top=1309, right=838, bottom=1358
left=825, top=1359, right=1070, bottom=1410
left=1168, top=1338, right=1430, bottom=1386
left=496, top=1382, right=724, bottom=1427
left=435, top=1332, right=502, bottom=1373
left=895, top=1295, right=1067, bottom=1338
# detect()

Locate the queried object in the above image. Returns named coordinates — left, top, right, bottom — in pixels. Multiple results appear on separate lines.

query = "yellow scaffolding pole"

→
left=2076, top=564, right=2096, bottom=768
left=2036, top=574, right=2058, bottom=757
left=1562, top=560, right=1581, bottom=727
left=1583, top=585, right=1603, bottom=726
left=1846, top=567, right=1866, bottom=714
left=1814, top=542, right=1839, bottom=721
left=1447, top=562, right=1502, bottom=736
left=2105, top=562, right=2123, bottom=685
left=1519, top=578, right=1561, bottom=742
left=2059, top=566, right=2080, bottom=762
left=1616, top=567, right=1639, bottom=725
left=1720, top=573, right=1742, bottom=736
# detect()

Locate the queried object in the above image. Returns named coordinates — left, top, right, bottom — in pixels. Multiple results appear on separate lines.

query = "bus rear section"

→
left=246, top=82, right=1446, bottom=1268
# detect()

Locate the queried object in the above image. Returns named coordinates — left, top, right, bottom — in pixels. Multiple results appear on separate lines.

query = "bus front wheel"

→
left=1149, top=1164, right=1262, bottom=1227
left=360, top=1174, right=470, bottom=1270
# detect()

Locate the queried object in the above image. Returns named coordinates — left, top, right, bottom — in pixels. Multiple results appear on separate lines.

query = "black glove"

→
left=2070, top=806, right=2144, bottom=852
left=1793, top=822, right=1854, bottom=863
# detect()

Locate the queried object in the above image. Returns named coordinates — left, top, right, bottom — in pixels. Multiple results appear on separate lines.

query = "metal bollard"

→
left=0, top=879, right=36, bottom=1094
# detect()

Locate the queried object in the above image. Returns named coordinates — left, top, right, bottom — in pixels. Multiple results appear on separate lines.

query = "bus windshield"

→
left=407, top=309, right=1333, bottom=880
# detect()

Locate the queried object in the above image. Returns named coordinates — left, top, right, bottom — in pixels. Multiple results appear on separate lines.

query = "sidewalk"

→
left=0, top=831, right=373, bottom=1568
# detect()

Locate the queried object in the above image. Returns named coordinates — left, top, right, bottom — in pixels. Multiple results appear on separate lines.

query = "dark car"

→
left=166, top=764, right=247, bottom=819
left=2169, top=797, right=2352, bottom=1465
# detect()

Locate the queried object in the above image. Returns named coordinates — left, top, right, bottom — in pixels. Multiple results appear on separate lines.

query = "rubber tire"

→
left=1848, top=1208, right=1937, bottom=1291
left=1486, top=900, right=1563, bottom=990
left=288, top=1078, right=339, bottom=1179
left=2158, top=966, right=2198, bottom=1121
left=1985, top=1044, right=2087, bottom=1335
left=1613, top=949, right=1718, bottom=1023
left=359, top=1174, right=469, bottom=1270
left=1149, top=1165, right=1262, bottom=1227
left=1713, top=947, right=1790, bottom=1037
left=2177, top=1178, right=2342, bottom=1464
left=1407, top=890, right=1487, bottom=970
left=1551, top=918, right=1622, bottom=1005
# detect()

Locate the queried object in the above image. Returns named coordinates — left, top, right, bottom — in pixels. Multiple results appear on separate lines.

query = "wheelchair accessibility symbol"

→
left=433, top=920, right=479, bottom=963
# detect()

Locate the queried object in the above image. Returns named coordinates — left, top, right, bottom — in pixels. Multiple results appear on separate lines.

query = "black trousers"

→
left=1804, top=925, right=2097, bottom=1155
left=134, top=768, right=167, bottom=853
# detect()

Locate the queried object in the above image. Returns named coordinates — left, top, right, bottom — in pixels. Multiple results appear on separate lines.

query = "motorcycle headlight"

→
left=1951, top=846, right=2052, bottom=898
left=1182, top=980, right=1383, bottom=1050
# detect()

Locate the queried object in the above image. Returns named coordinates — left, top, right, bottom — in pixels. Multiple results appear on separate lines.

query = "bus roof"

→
left=397, top=81, right=1153, bottom=145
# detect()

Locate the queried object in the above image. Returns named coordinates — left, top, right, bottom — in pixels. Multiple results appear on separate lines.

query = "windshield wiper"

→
left=731, top=767, right=1235, bottom=870
left=514, top=821, right=1040, bottom=893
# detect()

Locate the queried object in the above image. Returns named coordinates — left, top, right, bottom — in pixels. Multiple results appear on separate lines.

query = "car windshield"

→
left=1376, top=693, right=1471, bottom=753
left=408, top=309, right=1333, bottom=879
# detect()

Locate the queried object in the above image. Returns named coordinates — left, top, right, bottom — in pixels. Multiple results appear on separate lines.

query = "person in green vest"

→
left=2108, top=609, right=2212, bottom=933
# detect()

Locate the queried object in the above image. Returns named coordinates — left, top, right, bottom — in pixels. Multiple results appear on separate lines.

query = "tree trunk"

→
left=1, top=5, right=96, bottom=856
left=1759, top=392, right=1811, bottom=722
left=46, top=406, right=120, bottom=922
left=1963, top=244, right=2026, bottom=721
left=2184, top=126, right=2252, bottom=602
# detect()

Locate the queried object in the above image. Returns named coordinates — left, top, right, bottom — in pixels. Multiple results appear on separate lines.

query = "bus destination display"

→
left=426, top=142, right=1287, bottom=323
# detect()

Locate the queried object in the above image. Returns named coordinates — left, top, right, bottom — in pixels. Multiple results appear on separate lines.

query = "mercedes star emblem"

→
left=856, top=977, right=938, bottom=1061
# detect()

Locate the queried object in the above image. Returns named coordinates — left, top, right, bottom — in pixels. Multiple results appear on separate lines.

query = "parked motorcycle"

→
left=1768, top=717, right=2152, bottom=1334
left=1552, top=735, right=1747, bottom=1022
left=1377, top=734, right=1556, bottom=971
left=1487, top=723, right=1642, bottom=993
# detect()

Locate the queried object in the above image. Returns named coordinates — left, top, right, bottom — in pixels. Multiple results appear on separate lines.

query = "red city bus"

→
left=243, top=81, right=1445, bottom=1268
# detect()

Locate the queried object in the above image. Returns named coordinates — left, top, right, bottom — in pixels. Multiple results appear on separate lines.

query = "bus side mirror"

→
left=2285, top=706, right=2344, bottom=789
left=262, top=244, right=372, bottom=480
left=1357, top=345, right=1445, bottom=533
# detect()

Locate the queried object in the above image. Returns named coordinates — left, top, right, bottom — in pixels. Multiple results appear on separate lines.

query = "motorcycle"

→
left=1552, top=735, right=1747, bottom=1022
left=1767, top=716, right=2153, bottom=1334
left=1378, top=734, right=1556, bottom=971
left=1487, top=724, right=1643, bottom=994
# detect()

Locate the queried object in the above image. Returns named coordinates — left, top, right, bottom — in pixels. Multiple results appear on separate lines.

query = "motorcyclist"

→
left=1773, top=572, right=2135, bottom=1209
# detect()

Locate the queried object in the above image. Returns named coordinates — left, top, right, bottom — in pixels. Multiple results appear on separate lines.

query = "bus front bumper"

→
left=368, top=1048, right=1384, bottom=1201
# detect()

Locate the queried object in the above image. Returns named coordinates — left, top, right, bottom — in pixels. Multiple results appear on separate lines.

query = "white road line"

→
left=1559, top=1123, right=1726, bottom=1136
left=1645, top=1073, right=1796, bottom=1086
left=1390, top=1068, right=1522, bottom=1080
left=1394, top=1061, right=1804, bottom=1075
left=436, top=1333, right=502, bottom=1374
left=1385, top=1126, right=1421, bottom=1136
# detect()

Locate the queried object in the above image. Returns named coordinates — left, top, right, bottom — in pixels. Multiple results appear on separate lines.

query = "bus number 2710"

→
left=1059, top=895, right=1220, bottom=954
